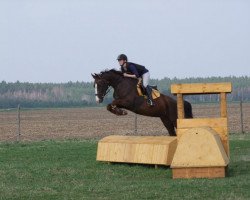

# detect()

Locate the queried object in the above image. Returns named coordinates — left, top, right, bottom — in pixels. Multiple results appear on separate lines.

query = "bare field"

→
left=0, top=103, right=249, bottom=141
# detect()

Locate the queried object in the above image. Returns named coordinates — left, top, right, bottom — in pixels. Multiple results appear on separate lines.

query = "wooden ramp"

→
left=97, top=135, right=177, bottom=166
left=171, top=127, right=229, bottom=178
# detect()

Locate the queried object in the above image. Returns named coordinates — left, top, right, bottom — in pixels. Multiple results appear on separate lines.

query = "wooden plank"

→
left=177, top=94, right=184, bottom=119
left=114, top=143, right=126, bottom=162
left=135, top=144, right=154, bottom=164
left=220, top=92, right=227, bottom=117
left=171, top=82, right=232, bottom=94
left=167, top=139, right=178, bottom=164
left=177, top=118, right=227, bottom=129
left=123, top=143, right=136, bottom=162
left=100, top=135, right=176, bottom=145
left=151, top=145, right=168, bottom=164
left=96, top=135, right=177, bottom=165
left=108, top=143, right=116, bottom=161
left=96, top=142, right=106, bottom=160
left=172, top=167, right=226, bottom=179
left=177, top=127, right=228, bottom=138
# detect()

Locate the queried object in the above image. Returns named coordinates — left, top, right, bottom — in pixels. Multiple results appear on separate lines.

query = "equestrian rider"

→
left=117, top=54, right=155, bottom=106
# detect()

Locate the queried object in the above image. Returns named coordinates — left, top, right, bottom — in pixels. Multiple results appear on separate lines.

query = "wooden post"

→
left=134, top=114, right=137, bottom=134
left=17, top=104, right=21, bottom=141
left=177, top=94, right=184, bottom=119
left=240, top=101, right=244, bottom=134
left=220, top=92, right=227, bottom=118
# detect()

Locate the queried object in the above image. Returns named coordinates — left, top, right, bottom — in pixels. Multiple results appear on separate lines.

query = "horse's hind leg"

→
left=160, top=116, right=176, bottom=136
left=184, top=100, right=193, bottom=118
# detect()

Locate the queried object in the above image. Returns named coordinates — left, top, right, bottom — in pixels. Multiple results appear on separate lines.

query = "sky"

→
left=0, top=0, right=249, bottom=83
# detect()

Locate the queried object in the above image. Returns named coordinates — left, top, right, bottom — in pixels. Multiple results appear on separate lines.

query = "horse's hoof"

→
left=115, top=109, right=127, bottom=116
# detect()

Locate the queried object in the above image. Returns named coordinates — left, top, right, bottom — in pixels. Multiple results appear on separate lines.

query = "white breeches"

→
left=142, top=72, right=150, bottom=88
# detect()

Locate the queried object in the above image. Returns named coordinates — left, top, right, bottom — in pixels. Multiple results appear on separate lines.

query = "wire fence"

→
left=0, top=102, right=249, bottom=142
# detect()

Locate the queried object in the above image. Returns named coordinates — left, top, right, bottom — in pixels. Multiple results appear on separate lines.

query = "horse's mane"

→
left=98, top=68, right=137, bottom=85
left=99, top=69, right=123, bottom=77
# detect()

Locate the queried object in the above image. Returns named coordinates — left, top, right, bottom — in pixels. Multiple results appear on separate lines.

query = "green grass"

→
left=0, top=135, right=250, bottom=200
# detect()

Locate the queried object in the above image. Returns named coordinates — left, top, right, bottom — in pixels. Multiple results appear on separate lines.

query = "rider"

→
left=117, top=54, right=155, bottom=106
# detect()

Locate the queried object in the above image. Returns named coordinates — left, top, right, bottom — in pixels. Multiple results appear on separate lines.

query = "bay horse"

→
left=92, top=69, right=193, bottom=136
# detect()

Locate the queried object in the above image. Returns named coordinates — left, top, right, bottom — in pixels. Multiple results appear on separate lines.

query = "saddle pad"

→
left=137, top=84, right=160, bottom=99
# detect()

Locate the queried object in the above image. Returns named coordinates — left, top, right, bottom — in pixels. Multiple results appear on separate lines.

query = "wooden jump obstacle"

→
left=170, top=82, right=232, bottom=178
left=96, top=82, right=232, bottom=179
left=97, top=135, right=177, bottom=166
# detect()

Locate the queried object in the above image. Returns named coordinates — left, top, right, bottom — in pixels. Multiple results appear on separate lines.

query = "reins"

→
left=103, top=86, right=112, bottom=98
left=95, top=86, right=112, bottom=98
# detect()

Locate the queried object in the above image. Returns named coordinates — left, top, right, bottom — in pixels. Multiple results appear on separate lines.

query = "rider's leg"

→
left=142, top=72, right=150, bottom=88
left=142, top=72, right=155, bottom=106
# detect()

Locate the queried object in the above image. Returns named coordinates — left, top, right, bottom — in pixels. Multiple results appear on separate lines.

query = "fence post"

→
left=17, top=104, right=21, bottom=141
left=240, top=101, right=244, bottom=134
left=134, top=114, right=137, bottom=134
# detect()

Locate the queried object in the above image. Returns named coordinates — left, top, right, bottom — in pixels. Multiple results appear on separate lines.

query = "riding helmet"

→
left=117, top=54, right=127, bottom=61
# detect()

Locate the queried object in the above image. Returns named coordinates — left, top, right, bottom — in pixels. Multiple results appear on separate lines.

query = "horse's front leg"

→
left=107, top=99, right=130, bottom=116
left=107, top=104, right=127, bottom=115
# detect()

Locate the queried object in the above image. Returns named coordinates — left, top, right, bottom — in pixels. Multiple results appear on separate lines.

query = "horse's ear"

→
left=92, top=73, right=100, bottom=79
left=95, top=73, right=102, bottom=79
left=92, top=73, right=101, bottom=79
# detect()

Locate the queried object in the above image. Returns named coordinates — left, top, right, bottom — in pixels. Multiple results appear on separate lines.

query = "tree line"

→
left=0, top=76, right=249, bottom=109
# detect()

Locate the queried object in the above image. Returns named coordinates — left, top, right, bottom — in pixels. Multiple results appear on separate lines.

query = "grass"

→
left=0, top=135, right=250, bottom=200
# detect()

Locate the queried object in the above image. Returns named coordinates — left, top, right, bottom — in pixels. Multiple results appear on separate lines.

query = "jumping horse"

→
left=92, top=69, right=193, bottom=136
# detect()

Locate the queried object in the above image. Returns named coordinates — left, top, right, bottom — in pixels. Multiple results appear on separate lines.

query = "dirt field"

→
left=0, top=103, right=249, bottom=141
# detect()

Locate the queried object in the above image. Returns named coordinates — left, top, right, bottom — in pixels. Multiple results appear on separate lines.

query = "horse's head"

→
left=92, top=69, right=123, bottom=103
left=91, top=73, right=110, bottom=103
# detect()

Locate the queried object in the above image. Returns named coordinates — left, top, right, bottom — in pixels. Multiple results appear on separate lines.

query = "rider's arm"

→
left=124, top=73, right=137, bottom=79
left=126, top=64, right=139, bottom=78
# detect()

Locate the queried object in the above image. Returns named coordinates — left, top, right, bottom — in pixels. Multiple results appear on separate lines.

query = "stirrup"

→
left=147, top=99, right=155, bottom=106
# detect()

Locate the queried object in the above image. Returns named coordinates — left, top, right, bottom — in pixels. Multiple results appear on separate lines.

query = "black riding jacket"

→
left=121, top=62, right=149, bottom=78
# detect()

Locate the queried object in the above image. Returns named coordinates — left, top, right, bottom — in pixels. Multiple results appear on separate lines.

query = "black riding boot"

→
left=145, top=86, right=155, bottom=106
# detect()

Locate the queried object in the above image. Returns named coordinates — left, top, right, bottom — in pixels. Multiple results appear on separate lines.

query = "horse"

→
left=91, top=69, right=193, bottom=136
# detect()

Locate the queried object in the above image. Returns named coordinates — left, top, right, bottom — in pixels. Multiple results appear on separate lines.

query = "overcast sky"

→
left=0, top=0, right=249, bottom=83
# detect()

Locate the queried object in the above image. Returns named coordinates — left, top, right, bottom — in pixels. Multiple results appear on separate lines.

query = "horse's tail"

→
left=184, top=100, right=193, bottom=118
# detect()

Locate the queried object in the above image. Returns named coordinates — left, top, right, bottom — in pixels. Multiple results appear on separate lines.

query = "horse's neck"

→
left=112, top=77, right=137, bottom=98
left=104, top=72, right=137, bottom=92
left=106, top=74, right=123, bottom=89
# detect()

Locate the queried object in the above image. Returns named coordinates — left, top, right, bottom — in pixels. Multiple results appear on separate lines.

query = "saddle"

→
left=137, top=80, right=161, bottom=99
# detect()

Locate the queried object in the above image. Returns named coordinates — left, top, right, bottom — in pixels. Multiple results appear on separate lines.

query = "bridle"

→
left=95, top=80, right=112, bottom=100
left=95, top=86, right=112, bottom=99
